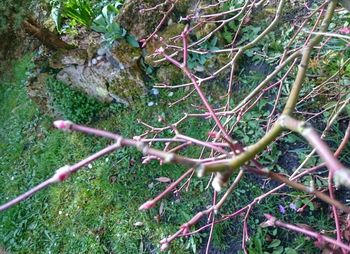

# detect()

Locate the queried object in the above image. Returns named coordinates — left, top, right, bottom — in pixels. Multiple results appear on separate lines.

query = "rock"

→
left=106, top=68, right=145, bottom=104
left=156, top=64, right=183, bottom=85
left=108, top=40, right=142, bottom=68
left=150, top=88, right=159, bottom=95
left=144, top=23, right=185, bottom=67
left=117, top=0, right=164, bottom=39
left=49, top=49, right=88, bottom=68
left=97, top=47, right=108, bottom=56
left=56, top=65, right=111, bottom=102
left=55, top=40, right=145, bottom=105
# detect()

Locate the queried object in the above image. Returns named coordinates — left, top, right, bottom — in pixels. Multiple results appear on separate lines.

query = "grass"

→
left=0, top=54, right=342, bottom=254
left=0, top=55, right=213, bottom=253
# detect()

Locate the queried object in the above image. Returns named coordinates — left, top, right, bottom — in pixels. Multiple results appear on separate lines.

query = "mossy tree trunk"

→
left=22, top=17, right=73, bottom=50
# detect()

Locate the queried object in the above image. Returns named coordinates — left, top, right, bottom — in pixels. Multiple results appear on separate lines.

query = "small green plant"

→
left=91, top=2, right=138, bottom=46
left=51, top=0, right=96, bottom=31
left=45, top=76, right=110, bottom=123
left=188, top=37, right=219, bottom=71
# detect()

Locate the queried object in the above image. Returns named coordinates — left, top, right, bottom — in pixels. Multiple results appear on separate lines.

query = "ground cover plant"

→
left=1, top=0, right=350, bottom=253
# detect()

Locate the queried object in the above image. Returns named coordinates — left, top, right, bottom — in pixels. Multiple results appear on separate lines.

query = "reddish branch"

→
left=262, top=214, right=350, bottom=252
left=140, top=0, right=178, bottom=48
left=0, top=120, right=199, bottom=212
left=2, top=1, right=350, bottom=253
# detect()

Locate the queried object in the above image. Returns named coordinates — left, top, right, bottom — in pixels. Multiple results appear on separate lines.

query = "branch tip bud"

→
left=160, top=242, right=169, bottom=251
left=139, top=200, right=155, bottom=210
left=163, top=154, right=174, bottom=163
left=196, top=164, right=205, bottom=177
left=260, top=214, right=277, bottom=228
left=212, top=176, right=223, bottom=192
left=53, top=120, right=73, bottom=131
left=52, top=165, right=71, bottom=182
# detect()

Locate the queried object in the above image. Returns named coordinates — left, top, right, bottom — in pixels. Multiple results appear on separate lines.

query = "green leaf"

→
left=285, top=248, right=298, bottom=254
left=108, top=23, right=123, bottom=39
left=272, top=246, right=283, bottom=254
left=51, top=5, right=62, bottom=32
left=92, top=14, right=107, bottom=33
left=125, top=34, right=139, bottom=48
left=268, top=239, right=281, bottom=248
left=102, top=4, right=117, bottom=24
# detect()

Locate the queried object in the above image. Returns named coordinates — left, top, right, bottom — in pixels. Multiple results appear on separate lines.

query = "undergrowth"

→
left=0, top=52, right=339, bottom=254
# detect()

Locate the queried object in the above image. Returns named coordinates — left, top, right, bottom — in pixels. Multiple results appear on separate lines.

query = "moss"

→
left=156, top=64, right=183, bottom=85
left=174, top=0, right=196, bottom=14
left=118, top=0, right=164, bottom=38
left=110, top=41, right=142, bottom=67
left=108, top=69, right=145, bottom=103
left=194, top=23, right=217, bottom=39
left=145, top=23, right=185, bottom=67
left=49, top=49, right=87, bottom=69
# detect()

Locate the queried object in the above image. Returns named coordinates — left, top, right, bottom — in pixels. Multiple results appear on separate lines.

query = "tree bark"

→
left=22, top=17, right=73, bottom=50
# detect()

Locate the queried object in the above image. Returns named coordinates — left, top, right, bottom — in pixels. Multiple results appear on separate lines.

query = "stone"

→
left=150, top=88, right=159, bottom=95
left=49, top=49, right=88, bottom=68
left=156, top=64, right=183, bottom=85
left=55, top=41, right=145, bottom=105
left=117, top=0, right=164, bottom=39
left=144, top=23, right=185, bottom=67
left=97, top=47, right=108, bottom=56
left=108, top=41, right=142, bottom=68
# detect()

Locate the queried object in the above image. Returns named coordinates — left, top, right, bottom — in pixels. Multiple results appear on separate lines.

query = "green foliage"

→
left=91, top=2, right=138, bottom=46
left=0, top=57, right=213, bottom=253
left=50, top=0, right=138, bottom=47
left=221, top=0, right=245, bottom=10
left=63, top=0, right=96, bottom=27
left=51, top=0, right=96, bottom=30
left=45, top=76, right=111, bottom=123
left=0, top=0, right=31, bottom=33
left=188, top=37, right=219, bottom=71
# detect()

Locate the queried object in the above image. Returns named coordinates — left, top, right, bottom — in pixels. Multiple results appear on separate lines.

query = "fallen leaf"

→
left=133, top=221, right=143, bottom=227
left=155, top=177, right=171, bottom=183
left=159, top=201, right=165, bottom=216
left=154, top=214, right=161, bottom=223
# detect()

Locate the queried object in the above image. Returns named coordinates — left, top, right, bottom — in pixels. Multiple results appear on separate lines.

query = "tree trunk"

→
left=22, top=17, right=73, bottom=50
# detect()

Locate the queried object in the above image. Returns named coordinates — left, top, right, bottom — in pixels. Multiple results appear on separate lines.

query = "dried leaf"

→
left=155, top=177, right=171, bottom=183
left=344, top=229, right=350, bottom=241
left=154, top=214, right=161, bottom=223
left=159, top=201, right=164, bottom=216
left=133, top=221, right=143, bottom=227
